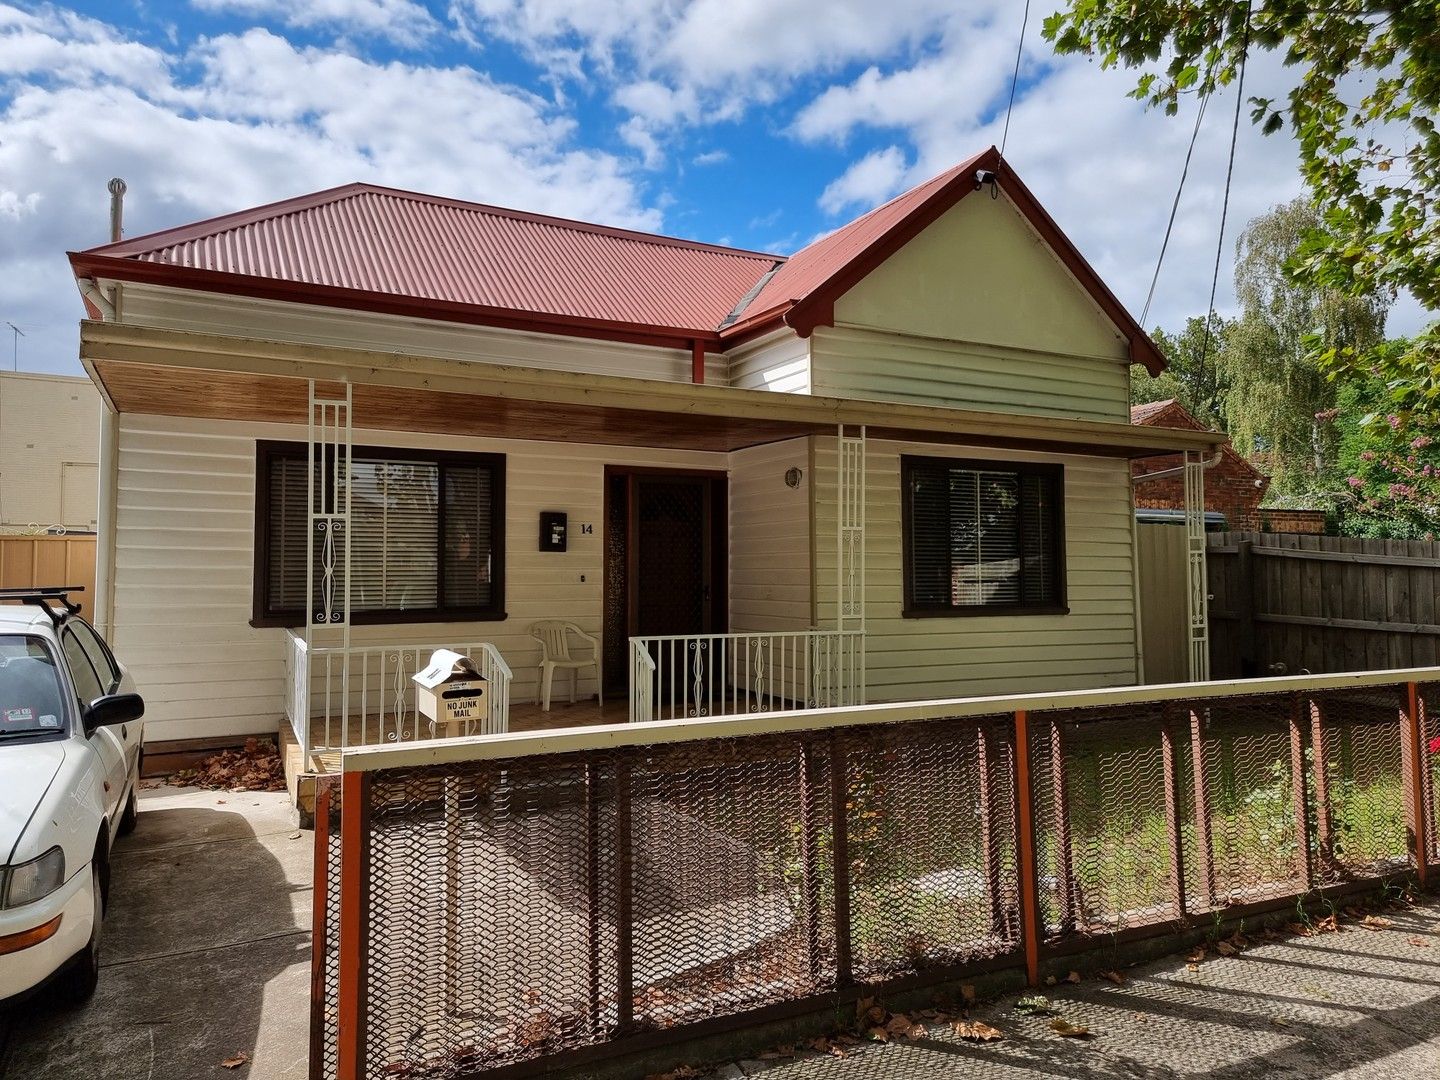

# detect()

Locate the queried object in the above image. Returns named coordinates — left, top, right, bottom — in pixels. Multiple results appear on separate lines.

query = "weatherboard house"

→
left=66, top=146, right=1222, bottom=778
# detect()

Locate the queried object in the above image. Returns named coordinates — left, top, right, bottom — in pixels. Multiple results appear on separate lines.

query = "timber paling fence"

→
left=1208, top=531, right=1440, bottom=678
left=311, top=669, right=1440, bottom=1080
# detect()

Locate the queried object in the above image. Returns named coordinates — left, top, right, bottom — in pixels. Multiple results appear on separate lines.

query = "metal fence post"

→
left=798, top=741, right=825, bottom=987
left=308, top=782, right=332, bottom=1080
left=1401, top=683, right=1430, bottom=889
left=1048, top=717, right=1077, bottom=934
left=336, top=770, right=371, bottom=1080
left=1309, top=698, right=1334, bottom=879
left=1013, top=710, right=1042, bottom=987
left=828, top=732, right=853, bottom=987
left=1420, top=686, right=1437, bottom=872
left=1289, top=695, right=1314, bottom=889
left=615, top=757, right=634, bottom=1030
left=1159, top=707, right=1187, bottom=919
left=584, top=762, right=602, bottom=1036
left=1188, top=707, right=1216, bottom=910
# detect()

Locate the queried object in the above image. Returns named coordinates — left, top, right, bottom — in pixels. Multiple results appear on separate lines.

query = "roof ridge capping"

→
left=79, top=180, right=785, bottom=263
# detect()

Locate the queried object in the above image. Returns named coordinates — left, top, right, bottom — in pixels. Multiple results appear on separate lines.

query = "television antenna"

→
left=4, top=322, right=22, bottom=371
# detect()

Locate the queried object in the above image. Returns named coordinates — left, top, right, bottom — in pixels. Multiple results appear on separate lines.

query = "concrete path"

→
left=707, top=899, right=1440, bottom=1080
left=0, top=786, right=312, bottom=1080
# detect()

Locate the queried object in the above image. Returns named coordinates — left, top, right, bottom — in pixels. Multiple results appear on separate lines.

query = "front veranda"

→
left=80, top=320, right=1223, bottom=781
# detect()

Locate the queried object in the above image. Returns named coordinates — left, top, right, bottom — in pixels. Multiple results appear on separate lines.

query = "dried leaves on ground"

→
left=1050, top=1018, right=1091, bottom=1039
left=220, top=1051, right=251, bottom=1069
left=953, top=1020, right=1003, bottom=1042
left=169, top=738, right=286, bottom=792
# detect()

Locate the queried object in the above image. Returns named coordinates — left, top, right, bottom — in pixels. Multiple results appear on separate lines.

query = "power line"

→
left=1197, top=2, right=1253, bottom=375
left=1000, top=0, right=1031, bottom=158
left=1140, top=87, right=1213, bottom=327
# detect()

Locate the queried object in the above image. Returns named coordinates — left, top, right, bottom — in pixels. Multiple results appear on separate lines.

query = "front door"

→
left=631, top=476, right=712, bottom=637
left=602, top=469, right=726, bottom=695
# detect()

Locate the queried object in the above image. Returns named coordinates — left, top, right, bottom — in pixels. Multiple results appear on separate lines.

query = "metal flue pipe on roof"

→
left=107, top=178, right=126, bottom=243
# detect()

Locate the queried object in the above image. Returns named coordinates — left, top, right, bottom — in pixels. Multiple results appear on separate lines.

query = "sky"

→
left=0, top=0, right=1428, bottom=375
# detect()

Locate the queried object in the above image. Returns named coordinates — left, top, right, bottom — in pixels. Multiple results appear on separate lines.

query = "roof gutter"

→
left=78, top=278, right=115, bottom=321
left=1132, top=450, right=1225, bottom=484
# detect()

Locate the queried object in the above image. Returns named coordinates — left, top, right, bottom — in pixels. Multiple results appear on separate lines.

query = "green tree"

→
left=1222, top=199, right=1389, bottom=493
left=1133, top=311, right=1233, bottom=427
left=1323, top=373, right=1440, bottom=539
left=1044, top=0, right=1440, bottom=409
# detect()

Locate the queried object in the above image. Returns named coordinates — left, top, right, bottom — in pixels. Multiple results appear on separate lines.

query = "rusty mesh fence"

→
left=1424, top=684, right=1440, bottom=865
left=314, top=678, right=1436, bottom=1079
left=312, top=779, right=342, bottom=1080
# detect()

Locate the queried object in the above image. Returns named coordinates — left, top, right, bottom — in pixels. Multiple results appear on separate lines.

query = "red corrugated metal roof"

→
left=735, top=152, right=987, bottom=324
left=79, top=183, right=781, bottom=335
left=69, top=153, right=1166, bottom=372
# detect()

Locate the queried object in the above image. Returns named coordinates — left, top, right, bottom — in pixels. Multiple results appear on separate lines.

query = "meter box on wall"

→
left=413, top=649, right=488, bottom=734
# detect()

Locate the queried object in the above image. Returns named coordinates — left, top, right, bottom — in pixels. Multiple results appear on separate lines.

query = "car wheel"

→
left=118, top=786, right=138, bottom=837
left=56, top=863, right=102, bottom=1007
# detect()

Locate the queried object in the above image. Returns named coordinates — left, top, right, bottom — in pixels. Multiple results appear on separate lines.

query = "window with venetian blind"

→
left=253, top=442, right=505, bottom=625
left=901, top=456, right=1066, bottom=616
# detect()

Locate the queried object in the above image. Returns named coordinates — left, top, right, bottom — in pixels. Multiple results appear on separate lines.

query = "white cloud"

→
left=0, top=6, right=658, bottom=374
left=785, top=29, right=1386, bottom=342
left=692, top=148, right=728, bottom=165
left=452, top=0, right=977, bottom=160
left=191, top=0, right=439, bottom=46
left=819, top=145, right=909, bottom=214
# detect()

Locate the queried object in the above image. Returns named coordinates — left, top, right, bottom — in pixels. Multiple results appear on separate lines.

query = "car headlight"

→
left=3, top=846, right=66, bottom=908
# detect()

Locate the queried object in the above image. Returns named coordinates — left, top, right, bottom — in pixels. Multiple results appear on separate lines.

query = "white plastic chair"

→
left=530, top=621, right=601, bottom=711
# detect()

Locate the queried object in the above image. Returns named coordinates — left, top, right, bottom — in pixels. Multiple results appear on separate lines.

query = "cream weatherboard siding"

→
left=811, top=190, right=1132, bottom=422
left=809, top=325, right=1128, bottom=422
left=728, top=438, right=813, bottom=633
left=812, top=437, right=1140, bottom=701
left=726, top=331, right=811, bottom=394
left=112, top=412, right=727, bottom=742
left=116, top=283, right=729, bottom=385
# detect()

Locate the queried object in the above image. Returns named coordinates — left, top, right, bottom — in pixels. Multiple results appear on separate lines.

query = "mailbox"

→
left=413, top=649, right=488, bottom=735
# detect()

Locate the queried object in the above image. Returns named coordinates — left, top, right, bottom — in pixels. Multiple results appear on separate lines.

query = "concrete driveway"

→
left=0, top=786, right=312, bottom=1080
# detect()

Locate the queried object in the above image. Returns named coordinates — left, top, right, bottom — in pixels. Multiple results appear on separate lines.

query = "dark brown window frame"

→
left=901, top=454, right=1068, bottom=619
left=251, top=440, right=507, bottom=628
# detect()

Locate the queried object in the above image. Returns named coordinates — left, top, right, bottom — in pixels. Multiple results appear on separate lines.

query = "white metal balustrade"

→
left=285, top=631, right=512, bottom=754
left=628, top=629, right=864, bottom=723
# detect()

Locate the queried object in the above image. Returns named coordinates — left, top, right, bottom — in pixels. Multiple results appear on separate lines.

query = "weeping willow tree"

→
left=1221, top=199, right=1390, bottom=495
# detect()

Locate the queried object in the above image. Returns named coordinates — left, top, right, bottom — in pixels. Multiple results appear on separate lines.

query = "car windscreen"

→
left=0, top=635, right=67, bottom=739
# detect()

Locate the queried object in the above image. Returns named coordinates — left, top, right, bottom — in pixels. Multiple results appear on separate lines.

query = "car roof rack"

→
left=0, top=586, right=84, bottom=628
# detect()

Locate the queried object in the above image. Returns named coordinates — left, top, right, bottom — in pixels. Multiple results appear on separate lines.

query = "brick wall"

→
left=1260, top=508, right=1328, bottom=534
left=1133, top=452, right=1267, bottom=531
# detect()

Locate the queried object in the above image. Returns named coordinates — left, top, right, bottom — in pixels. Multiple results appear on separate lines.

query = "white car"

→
left=0, top=588, right=143, bottom=1006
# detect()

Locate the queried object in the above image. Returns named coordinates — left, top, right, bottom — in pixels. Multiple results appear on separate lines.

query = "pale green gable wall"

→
left=813, top=190, right=1133, bottom=422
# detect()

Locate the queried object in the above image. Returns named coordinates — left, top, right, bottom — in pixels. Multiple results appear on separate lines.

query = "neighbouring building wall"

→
left=728, top=438, right=812, bottom=632
left=811, top=191, right=1131, bottom=422
left=111, top=412, right=727, bottom=742
left=1133, top=458, right=1267, bottom=532
left=1260, top=508, right=1328, bottom=535
left=116, top=283, right=728, bottom=385
left=0, top=371, right=101, bottom=531
left=813, top=437, right=1140, bottom=699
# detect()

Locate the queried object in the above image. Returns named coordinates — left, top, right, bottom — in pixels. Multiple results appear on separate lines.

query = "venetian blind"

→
left=906, top=460, right=1061, bottom=610
left=269, top=455, right=500, bottom=616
